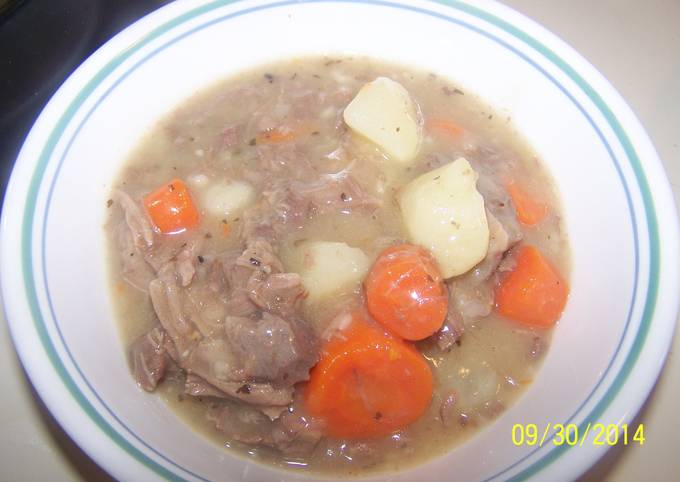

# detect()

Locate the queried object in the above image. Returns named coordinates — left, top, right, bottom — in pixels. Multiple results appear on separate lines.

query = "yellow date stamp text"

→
left=512, top=423, right=645, bottom=447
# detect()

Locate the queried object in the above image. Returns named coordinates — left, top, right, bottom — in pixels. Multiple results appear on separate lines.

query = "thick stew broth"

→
left=107, top=56, right=569, bottom=476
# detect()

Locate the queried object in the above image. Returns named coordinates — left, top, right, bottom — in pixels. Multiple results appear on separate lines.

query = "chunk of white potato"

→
left=343, top=77, right=421, bottom=163
left=202, top=180, right=255, bottom=219
left=451, top=359, right=501, bottom=410
left=286, top=241, right=370, bottom=301
left=399, top=158, right=489, bottom=278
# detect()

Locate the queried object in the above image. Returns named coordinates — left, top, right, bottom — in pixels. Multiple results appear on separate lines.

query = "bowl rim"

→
left=2, top=0, right=679, bottom=480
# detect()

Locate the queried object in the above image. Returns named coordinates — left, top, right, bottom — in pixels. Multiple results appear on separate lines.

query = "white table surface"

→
left=1, top=0, right=678, bottom=480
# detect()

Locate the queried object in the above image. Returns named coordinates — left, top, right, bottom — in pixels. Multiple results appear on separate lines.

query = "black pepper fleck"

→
left=236, top=384, right=251, bottom=394
left=249, top=257, right=261, bottom=267
left=106, top=199, right=113, bottom=208
left=197, top=255, right=205, bottom=263
left=264, top=73, right=274, bottom=83
left=442, top=86, right=464, bottom=95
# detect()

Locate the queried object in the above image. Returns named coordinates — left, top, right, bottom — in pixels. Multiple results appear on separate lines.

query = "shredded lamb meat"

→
left=116, top=195, right=320, bottom=408
left=129, top=326, right=169, bottom=392
left=240, top=170, right=380, bottom=242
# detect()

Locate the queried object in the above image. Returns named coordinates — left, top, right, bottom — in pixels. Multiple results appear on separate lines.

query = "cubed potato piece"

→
left=202, top=180, right=255, bottom=218
left=343, top=77, right=421, bottom=163
left=450, top=357, right=500, bottom=410
left=286, top=241, right=370, bottom=301
left=399, top=158, right=489, bottom=278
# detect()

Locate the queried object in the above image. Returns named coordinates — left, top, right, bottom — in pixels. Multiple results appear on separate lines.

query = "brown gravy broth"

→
left=107, top=56, right=570, bottom=476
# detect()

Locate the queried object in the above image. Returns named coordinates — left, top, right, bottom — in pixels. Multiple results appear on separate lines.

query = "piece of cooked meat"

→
left=209, top=400, right=324, bottom=455
left=224, top=312, right=318, bottom=387
left=129, top=326, right=169, bottom=392
left=247, top=271, right=307, bottom=318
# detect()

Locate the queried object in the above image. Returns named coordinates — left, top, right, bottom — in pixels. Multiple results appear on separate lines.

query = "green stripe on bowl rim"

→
left=14, top=0, right=661, bottom=480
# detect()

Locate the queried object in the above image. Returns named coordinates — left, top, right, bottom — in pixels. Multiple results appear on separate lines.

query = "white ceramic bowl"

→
left=2, top=1, right=679, bottom=481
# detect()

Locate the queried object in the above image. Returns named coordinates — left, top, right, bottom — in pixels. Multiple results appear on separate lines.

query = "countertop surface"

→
left=1, top=0, right=678, bottom=480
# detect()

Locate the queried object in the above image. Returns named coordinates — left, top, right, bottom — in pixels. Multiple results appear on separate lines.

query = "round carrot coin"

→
left=365, top=244, right=448, bottom=340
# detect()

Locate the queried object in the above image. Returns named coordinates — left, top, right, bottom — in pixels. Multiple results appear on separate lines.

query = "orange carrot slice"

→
left=305, top=315, right=433, bottom=439
left=506, top=180, right=548, bottom=226
left=426, top=118, right=464, bottom=138
left=364, top=244, right=448, bottom=340
left=256, top=126, right=307, bottom=144
left=143, top=179, right=200, bottom=234
left=496, top=245, right=569, bottom=327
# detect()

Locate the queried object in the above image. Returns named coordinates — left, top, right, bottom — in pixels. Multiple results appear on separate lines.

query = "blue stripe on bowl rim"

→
left=18, top=0, right=658, bottom=480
